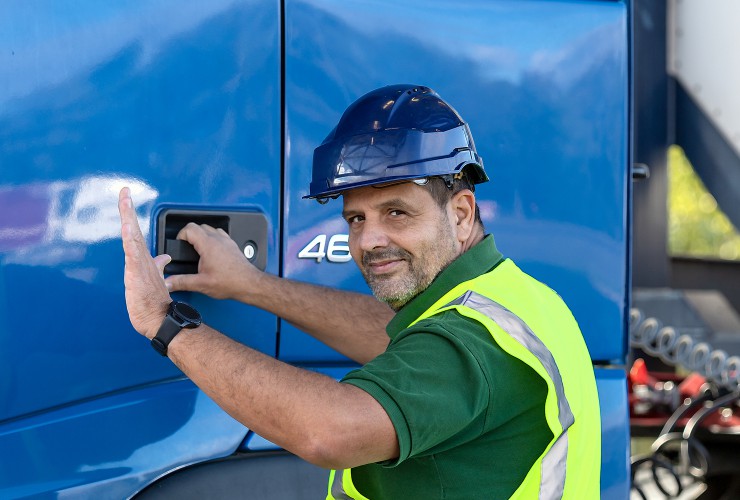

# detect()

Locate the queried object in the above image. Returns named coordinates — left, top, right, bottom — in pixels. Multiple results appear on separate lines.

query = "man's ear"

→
left=450, top=189, right=476, bottom=241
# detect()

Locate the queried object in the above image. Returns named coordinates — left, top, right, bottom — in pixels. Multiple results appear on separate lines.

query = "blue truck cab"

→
left=0, top=1, right=630, bottom=497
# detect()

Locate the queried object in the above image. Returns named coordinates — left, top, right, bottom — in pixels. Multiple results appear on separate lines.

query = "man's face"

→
left=342, top=182, right=461, bottom=311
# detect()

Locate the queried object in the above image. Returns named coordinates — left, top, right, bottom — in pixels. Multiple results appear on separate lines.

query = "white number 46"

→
left=298, top=234, right=352, bottom=263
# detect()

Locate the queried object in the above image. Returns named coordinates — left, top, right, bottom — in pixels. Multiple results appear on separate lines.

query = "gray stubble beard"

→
left=361, top=220, right=459, bottom=311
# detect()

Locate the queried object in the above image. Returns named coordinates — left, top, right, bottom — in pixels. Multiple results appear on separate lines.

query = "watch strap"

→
left=151, top=313, right=184, bottom=356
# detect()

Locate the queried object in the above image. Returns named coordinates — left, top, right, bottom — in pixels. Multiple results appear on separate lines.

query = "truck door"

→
left=281, top=1, right=630, bottom=498
left=0, top=1, right=281, bottom=497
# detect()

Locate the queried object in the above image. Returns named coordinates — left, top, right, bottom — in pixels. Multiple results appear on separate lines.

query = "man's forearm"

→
left=238, top=272, right=393, bottom=364
left=166, top=323, right=399, bottom=468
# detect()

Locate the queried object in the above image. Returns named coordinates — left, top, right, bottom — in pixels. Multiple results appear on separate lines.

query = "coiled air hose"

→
left=630, top=308, right=740, bottom=390
left=629, top=307, right=740, bottom=498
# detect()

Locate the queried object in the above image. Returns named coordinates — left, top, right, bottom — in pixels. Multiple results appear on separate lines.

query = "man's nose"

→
left=356, top=219, right=390, bottom=251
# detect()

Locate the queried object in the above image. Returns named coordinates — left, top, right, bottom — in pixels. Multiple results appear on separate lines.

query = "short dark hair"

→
left=423, top=170, right=484, bottom=229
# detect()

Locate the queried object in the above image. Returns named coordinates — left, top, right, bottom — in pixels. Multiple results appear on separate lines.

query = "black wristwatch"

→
left=151, top=301, right=202, bottom=356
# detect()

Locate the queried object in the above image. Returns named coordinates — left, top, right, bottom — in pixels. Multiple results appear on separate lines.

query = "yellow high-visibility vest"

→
left=328, top=259, right=601, bottom=499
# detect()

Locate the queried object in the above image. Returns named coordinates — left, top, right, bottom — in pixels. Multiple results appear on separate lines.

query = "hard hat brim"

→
left=304, top=124, right=487, bottom=200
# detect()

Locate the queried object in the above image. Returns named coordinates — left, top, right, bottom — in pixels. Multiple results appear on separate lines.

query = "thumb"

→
left=153, top=254, right=172, bottom=275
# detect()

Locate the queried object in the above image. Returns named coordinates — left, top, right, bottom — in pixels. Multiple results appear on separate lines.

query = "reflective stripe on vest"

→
left=327, top=469, right=369, bottom=500
left=444, top=290, right=574, bottom=500
left=329, top=469, right=351, bottom=500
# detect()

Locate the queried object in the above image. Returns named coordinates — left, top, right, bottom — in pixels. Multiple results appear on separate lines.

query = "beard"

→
left=359, top=218, right=459, bottom=311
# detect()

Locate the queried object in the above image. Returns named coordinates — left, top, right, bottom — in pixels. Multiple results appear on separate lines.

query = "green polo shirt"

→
left=341, top=235, right=553, bottom=499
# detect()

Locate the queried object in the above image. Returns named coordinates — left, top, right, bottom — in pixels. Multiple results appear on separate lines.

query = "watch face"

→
left=171, top=301, right=202, bottom=326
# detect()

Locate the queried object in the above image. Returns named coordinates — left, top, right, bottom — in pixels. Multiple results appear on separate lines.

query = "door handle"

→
left=165, top=239, right=200, bottom=263
left=155, top=209, right=268, bottom=275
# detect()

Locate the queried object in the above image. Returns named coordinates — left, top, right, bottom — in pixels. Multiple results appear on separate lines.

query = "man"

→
left=119, top=85, right=601, bottom=499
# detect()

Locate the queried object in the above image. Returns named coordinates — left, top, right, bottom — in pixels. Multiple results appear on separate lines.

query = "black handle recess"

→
left=156, top=209, right=268, bottom=275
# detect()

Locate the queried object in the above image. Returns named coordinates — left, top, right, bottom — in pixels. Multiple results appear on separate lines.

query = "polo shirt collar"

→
left=386, top=234, right=504, bottom=339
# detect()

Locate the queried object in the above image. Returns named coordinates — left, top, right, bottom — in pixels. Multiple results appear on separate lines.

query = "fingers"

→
left=177, top=222, right=229, bottom=240
left=165, top=272, right=199, bottom=293
left=119, top=187, right=138, bottom=234
left=176, top=222, right=233, bottom=255
left=176, top=223, right=207, bottom=253
left=118, top=187, right=148, bottom=258
left=177, top=222, right=212, bottom=240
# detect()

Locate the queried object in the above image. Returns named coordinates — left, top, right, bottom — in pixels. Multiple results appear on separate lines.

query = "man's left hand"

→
left=119, top=187, right=173, bottom=339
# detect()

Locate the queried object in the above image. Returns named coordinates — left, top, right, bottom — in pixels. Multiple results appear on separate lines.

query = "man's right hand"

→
left=164, top=223, right=261, bottom=301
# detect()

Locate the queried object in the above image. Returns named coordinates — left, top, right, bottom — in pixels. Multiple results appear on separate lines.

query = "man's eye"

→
left=389, top=210, right=406, bottom=217
left=346, top=215, right=364, bottom=224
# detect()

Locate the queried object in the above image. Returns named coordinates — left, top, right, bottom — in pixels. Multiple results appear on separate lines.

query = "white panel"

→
left=668, top=0, right=740, bottom=154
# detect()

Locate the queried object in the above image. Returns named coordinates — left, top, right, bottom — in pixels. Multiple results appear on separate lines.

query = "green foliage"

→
left=668, top=146, right=740, bottom=260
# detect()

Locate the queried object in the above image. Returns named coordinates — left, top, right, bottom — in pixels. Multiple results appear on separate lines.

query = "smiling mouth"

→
left=362, top=247, right=412, bottom=276
left=367, top=259, right=405, bottom=274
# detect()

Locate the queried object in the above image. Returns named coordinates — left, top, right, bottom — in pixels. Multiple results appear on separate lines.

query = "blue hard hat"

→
left=305, top=84, right=488, bottom=200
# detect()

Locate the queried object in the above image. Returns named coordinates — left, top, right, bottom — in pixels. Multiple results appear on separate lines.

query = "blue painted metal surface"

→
left=281, top=0, right=629, bottom=364
left=0, top=379, right=247, bottom=498
left=0, top=0, right=280, bottom=495
left=595, top=367, right=631, bottom=500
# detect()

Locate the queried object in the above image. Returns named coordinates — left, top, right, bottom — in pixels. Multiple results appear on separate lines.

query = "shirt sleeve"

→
left=341, top=312, right=494, bottom=467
